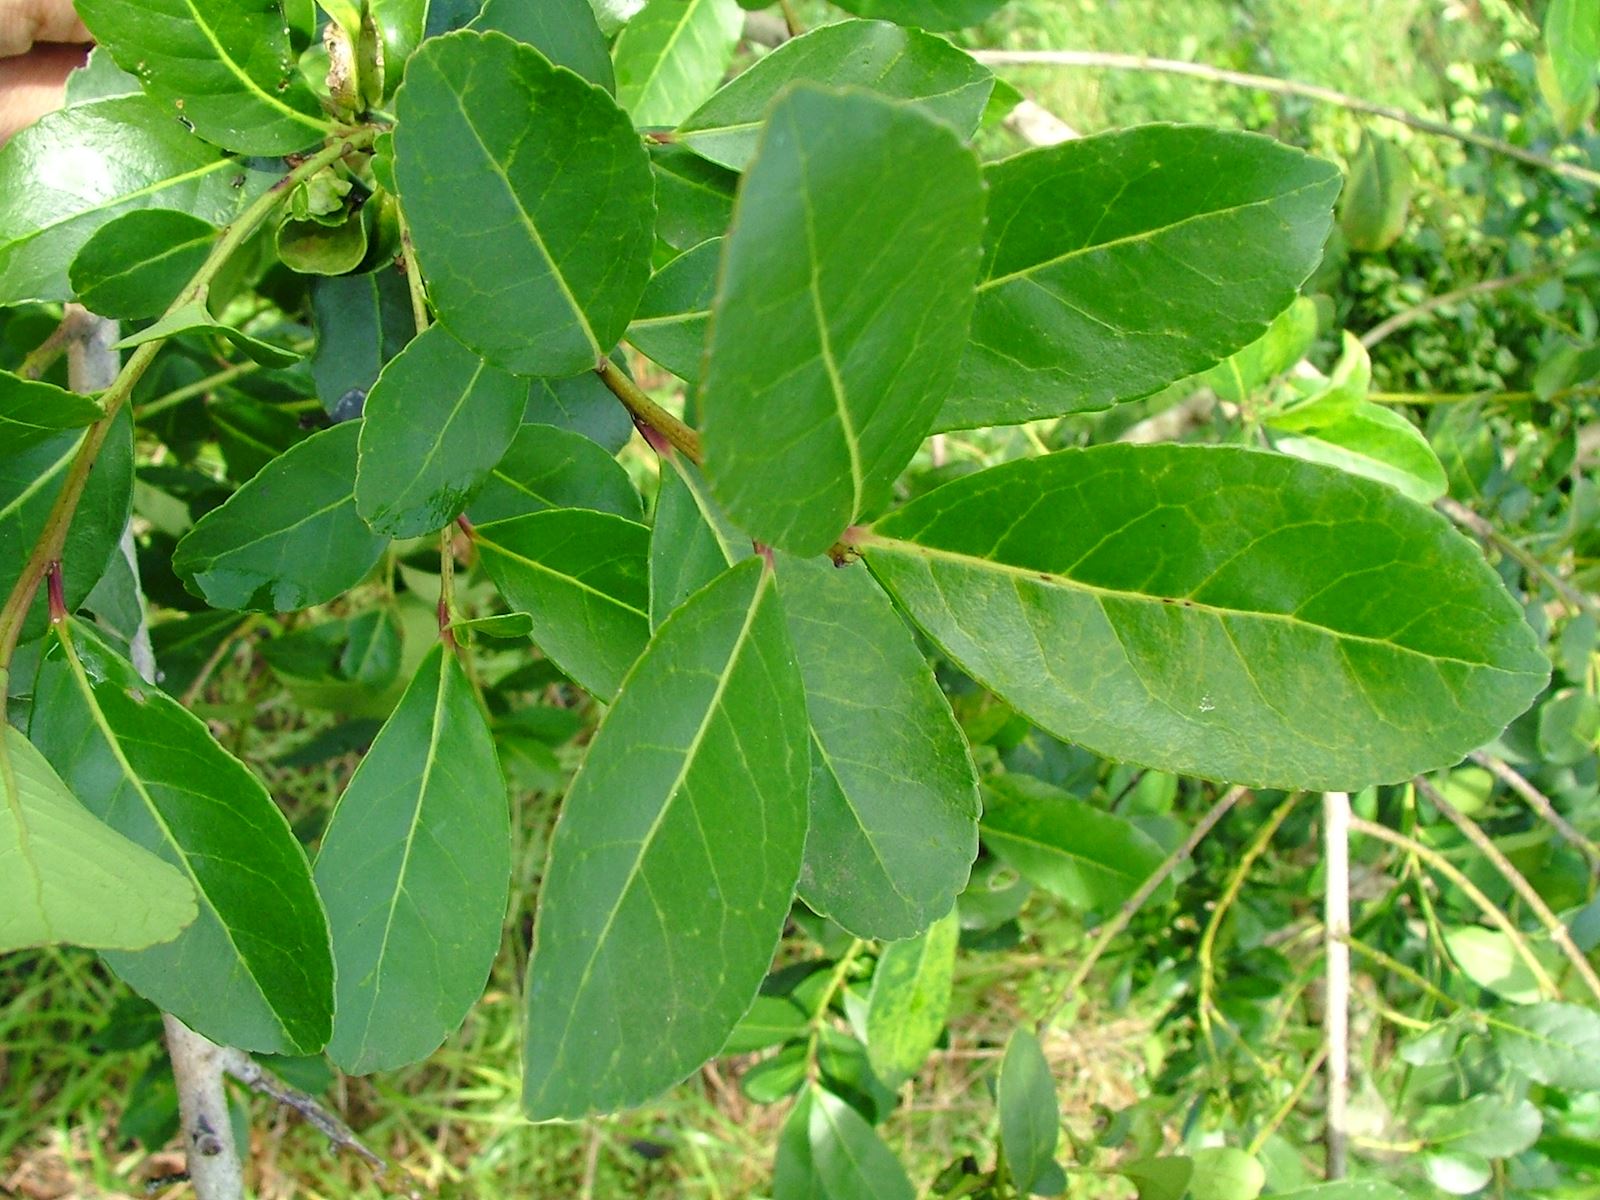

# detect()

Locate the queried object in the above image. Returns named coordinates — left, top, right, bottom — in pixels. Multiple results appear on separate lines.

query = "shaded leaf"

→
left=981, top=775, right=1169, bottom=910
left=614, top=0, right=744, bottom=126
left=1442, top=926, right=1548, bottom=1004
left=861, top=444, right=1548, bottom=791
left=0, top=370, right=102, bottom=452
left=702, top=85, right=984, bottom=554
left=651, top=143, right=736, bottom=250
left=522, top=559, right=809, bottom=1118
left=308, top=268, right=416, bottom=420
left=627, top=237, right=719, bottom=383
left=524, top=368, right=636, bottom=454
left=316, top=644, right=510, bottom=1073
left=775, top=1087, right=916, bottom=1200
left=173, top=422, right=389, bottom=612
left=999, top=1027, right=1062, bottom=1195
left=677, top=20, right=996, bottom=171
left=76, top=0, right=328, bottom=155
left=393, top=31, right=655, bottom=376
left=865, top=909, right=958, bottom=1086
left=116, top=299, right=300, bottom=368
left=649, top=457, right=749, bottom=628
left=472, top=509, right=651, bottom=699
left=69, top=210, right=216, bottom=321
left=472, top=0, right=616, bottom=91
left=0, top=724, right=195, bottom=954
left=467, top=423, right=641, bottom=524
left=31, top=623, right=333, bottom=1054
left=722, top=993, right=808, bottom=1054
left=0, top=96, right=276, bottom=303
left=1416, top=1095, right=1542, bottom=1159
left=355, top=324, right=527, bottom=537
left=937, top=125, right=1341, bottom=430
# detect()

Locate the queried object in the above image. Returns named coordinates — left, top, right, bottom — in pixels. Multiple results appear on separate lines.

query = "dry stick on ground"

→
left=1323, top=792, right=1351, bottom=1181
left=1415, top=777, right=1600, bottom=1005
left=968, top=50, right=1600, bottom=190
left=1045, top=786, right=1249, bottom=1025
left=1348, top=816, right=1562, bottom=1000
left=1471, top=751, right=1600, bottom=874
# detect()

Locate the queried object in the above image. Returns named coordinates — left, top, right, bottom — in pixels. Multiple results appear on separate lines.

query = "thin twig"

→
left=16, top=310, right=83, bottom=382
left=1471, top=752, right=1600, bottom=874
left=1342, top=934, right=1463, bottom=1012
left=777, top=0, right=802, bottom=38
left=1349, top=816, right=1562, bottom=1000
left=969, top=50, right=1600, bottom=189
left=179, top=615, right=261, bottom=708
left=133, top=360, right=262, bottom=421
left=1360, top=271, right=1551, bottom=349
left=1246, top=1046, right=1328, bottom=1157
left=1416, top=777, right=1600, bottom=1004
left=1323, top=791, right=1351, bottom=1181
left=1436, top=496, right=1598, bottom=619
left=1046, top=785, right=1248, bottom=1025
left=596, top=357, right=703, bottom=462
left=219, top=1049, right=392, bottom=1180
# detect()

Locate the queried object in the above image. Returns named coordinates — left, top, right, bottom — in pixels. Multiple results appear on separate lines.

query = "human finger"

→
left=0, top=42, right=85, bottom=144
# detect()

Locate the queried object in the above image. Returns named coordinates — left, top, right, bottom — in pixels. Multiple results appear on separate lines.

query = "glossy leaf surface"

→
left=173, top=422, right=388, bottom=612
left=31, top=624, right=333, bottom=1054
left=614, top=0, right=743, bottom=126
left=0, top=371, right=101, bottom=451
left=780, top=556, right=979, bottom=939
left=393, top=31, right=655, bottom=376
left=472, top=509, right=651, bottom=699
left=627, top=237, right=719, bottom=383
left=862, top=445, right=1548, bottom=790
left=999, top=1027, right=1062, bottom=1196
left=865, top=909, right=959, bottom=1086
left=355, top=324, right=527, bottom=537
left=0, top=724, right=195, bottom=954
left=701, top=85, right=984, bottom=554
left=938, top=125, right=1341, bottom=430
left=316, top=645, right=510, bottom=1073
left=467, top=423, right=641, bottom=524
left=676, top=20, right=996, bottom=171
left=76, top=0, right=328, bottom=155
left=69, top=210, right=216, bottom=321
left=0, top=96, right=274, bottom=303
left=522, top=560, right=809, bottom=1118
left=980, top=775, right=1169, bottom=909
left=471, top=0, right=616, bottom=91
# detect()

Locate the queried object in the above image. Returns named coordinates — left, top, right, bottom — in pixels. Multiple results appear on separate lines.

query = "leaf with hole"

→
left=315, top=644, right=510, bottom=1073
left=30, top=623, right=333, bottom=1054
left=937, top=125, right=1341, bottom=430
left=860, top=444, right=1548, bottom=791
left=393, top=31, right=654, bottom=376
left=521, top=559, right=809, bottom=1118
left=701, top=85, right=984, bottom=554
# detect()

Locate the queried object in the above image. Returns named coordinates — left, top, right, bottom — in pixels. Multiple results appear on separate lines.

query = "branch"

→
left=968, top=50, right=1600, bottom=190
left=218, top=1049, right=392, bottom=1180
left=164, top=1018, right=246, bottom=1200
left=1045, top=785, right=1248, bottom=1024
left=1416, top=776, right=1600, bottom=1005
left=1359, top=270, right=1552, bottom=349
left=1436, top=495, right=1598, bottom=620
left=1470, top=751, right=1600, bottom=874
left=596, top=357, right=703, bottom=463
left=1323, top=791, right=1351, bottom=1181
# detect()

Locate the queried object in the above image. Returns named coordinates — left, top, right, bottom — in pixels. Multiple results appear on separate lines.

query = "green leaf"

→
left=315, top=644, right=510, bottom=1073
left=30, top=623, right=333, bottom=1054
left=649, top=458, right=749, bottom=627
left=275, top=209, right=370, bottom=277
left=393, top=31, right=655, bottom=376
left=0, top=408, right=133, bottom=644
left=370, top=0, right=426, bottom=95
left=1274, top=1185, right=1407, bottom=1200
left=472, top=0, right=617, bottom=91
left=1494, top=1002, right=1600, bottom=1089
left=614, top=0, right=744, bottom=127
left=1266, top=331, right=1372, bottom=432
left=0, top=96, right=276, bottom=304
left=1442, top=926, right=1547, bottom=1004
left=0, top=371, right=102, bottom=452
left=209, top=396, right=311, bottom=482
left=0, top=724, right=196, bottom=954
left=76, top=0, right=328, bottom=155
left=676, top=20, right=996, bottom=171
left=468, top=424, right=641, bottom=524
left=627, top=237, right=719, bottom=383
left=775, top=1087, right=917, bottom=1200
left=451, top=611, right=534, bottom=641
left=780, top=556, right=980, bottom=939
left=521, top=559, right=810, bottom=1118
left=999, top=1027, right=1062, bottom=1195
left=1200, top=296, right=1318, bottom=404
left=1422, top=1152, right=1491, bottom=1196
left=68, top=210, right=216, bottom=321
left=937, top=126, right=1341, bottom=431
left=980, top=776, right=1169, bottom=910
left=1275, top=403, right=1448, bottom=505
left=1339, top=130, right=1412, bottom=253
left=472, top=510, right=651, bottom=699
left=651, top=143, right=736, bottom=250
left=308, top=269, right=417, bottom=419
left=864, top=909, right=958, bottom=1087
left=860, top=444, right=1548, bottom=791
left=1189, top=1148, right=1265, bottom=1200
left=1416, top=1095, right=1542, bottom=1159
left=1541, top=0, right=1600, bottom=130
left=722, top=993, right=808, bottom=1054
left=355, top=324, right=527, bottom=537
left=173, top=422, right=389, bottom=612
left=1121, top=1157, right=1193, bottom=1200
left=1538, top=687, right=1600, bottom=765
left=64, top=46, right=142, bottom=104
left=742, top=1041, right=809, bottom=1103
left=701, top=85, right=984, bottom=555
left=830, top=0, right=1009, bottom=30
left=525, top=368, right=636, bottom=454
left=115, top=299, right=300, bottom=368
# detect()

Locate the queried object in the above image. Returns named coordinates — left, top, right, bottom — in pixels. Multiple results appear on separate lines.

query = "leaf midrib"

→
left=177, top=0, right=327, bottom=133
left=863, top=533, right=1533, bottom=675
left=474, top=522, right=649, bottom=619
